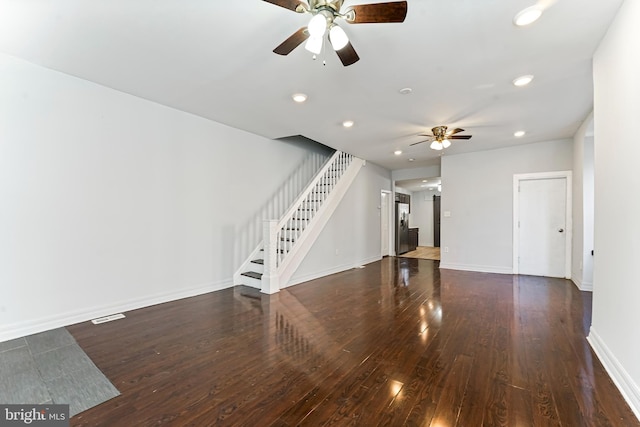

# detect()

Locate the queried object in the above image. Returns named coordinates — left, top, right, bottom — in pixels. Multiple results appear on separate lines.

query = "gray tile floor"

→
left=0, top=328, right=119, bottom=416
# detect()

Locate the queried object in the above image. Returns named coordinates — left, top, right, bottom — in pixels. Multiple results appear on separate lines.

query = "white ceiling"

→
left=0, top=0, right=622, bottom=170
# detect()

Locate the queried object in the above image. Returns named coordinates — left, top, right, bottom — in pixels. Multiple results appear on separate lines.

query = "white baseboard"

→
left=587, top=327, right=640, bottom=422
left=286, top=255, right=382, bottom=288
left=571, top=276, right=593, bottom=292
left=438, top=262, right=513, bottom=275
left=0, top=279, right=234, bottom=344
left=572, top=275, right=582, bottom=289
left=581, top=281, right=593, bottom=291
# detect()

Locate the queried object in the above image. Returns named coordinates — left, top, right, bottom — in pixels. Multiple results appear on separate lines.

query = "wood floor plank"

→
left=64, top=258, right=640, bottom=426
left=429, top=354, right=473, bottom=426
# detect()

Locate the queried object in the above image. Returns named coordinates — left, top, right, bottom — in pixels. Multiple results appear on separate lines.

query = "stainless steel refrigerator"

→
left=396, top=202, right=410, bottom=255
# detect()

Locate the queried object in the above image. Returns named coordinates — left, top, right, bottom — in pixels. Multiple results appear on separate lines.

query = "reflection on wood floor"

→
left=67, top=258, right=639, bottom=426
left=400, top=245, right=441, bottom=260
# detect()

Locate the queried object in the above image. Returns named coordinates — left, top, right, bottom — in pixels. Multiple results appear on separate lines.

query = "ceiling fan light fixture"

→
left=329, top=25, right=349, bottom=51
left=513, top=75, right=534, bottom=87
left=514, top=7, right=543, bottom=26
left=442, top=139, right=451, bottom=148
left=430, top=141, right=443, bottom=151
left=308, top=14, right=328, bottom=37
left=304, top=36, right=323, bottom=55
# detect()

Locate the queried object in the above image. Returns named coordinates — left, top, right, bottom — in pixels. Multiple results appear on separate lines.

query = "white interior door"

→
left=381, top=191, right=390, bottom=256
left=518, top=177, right=567, bottom=277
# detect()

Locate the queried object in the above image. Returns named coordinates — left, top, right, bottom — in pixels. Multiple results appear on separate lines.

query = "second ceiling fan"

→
left=411, top=126, right=473, bottom=151
left=265, top=0, right=408, bottom=66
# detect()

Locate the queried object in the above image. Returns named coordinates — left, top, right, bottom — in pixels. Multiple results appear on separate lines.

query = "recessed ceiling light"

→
left=422, top=180, right=428, bottom=183
left=408, top=158, right=415, bottom=162
left=514, top=6, right=543, bottom=26
left=399, top=88, right=412, bottom=95
left=292, top=93, right=307, bottom=103
left=514, top=130, right=526, bottom=137
left=343, top=120, right=354, bottom=128
left=513, top=75, right=534, bottom=87
left=394, top=150, right=402, bottom=155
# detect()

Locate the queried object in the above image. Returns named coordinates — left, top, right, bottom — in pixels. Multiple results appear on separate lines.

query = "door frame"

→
left=381, top=190, right=393, bottom=257
left=512, top=171, right=572, bottom=278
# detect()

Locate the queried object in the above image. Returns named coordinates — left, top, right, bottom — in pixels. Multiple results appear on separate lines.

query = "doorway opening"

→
left=394, top=177, right=442, bottom=261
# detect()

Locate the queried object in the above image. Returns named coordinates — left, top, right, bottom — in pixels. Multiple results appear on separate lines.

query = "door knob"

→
left=558, top=228, right=564, bottom=233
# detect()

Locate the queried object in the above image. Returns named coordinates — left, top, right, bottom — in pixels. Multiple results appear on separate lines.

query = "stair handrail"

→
left=273, top=151, right=353, bottom=267
left=276, top=150, right=344, bottom=232
left=262, top=151, right=359, bottom=293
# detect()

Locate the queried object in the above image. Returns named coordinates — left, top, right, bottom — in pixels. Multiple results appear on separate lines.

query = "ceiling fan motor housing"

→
left=432, top=126, right=448, bottom=139
left=309, top=0, right=344, bottom=12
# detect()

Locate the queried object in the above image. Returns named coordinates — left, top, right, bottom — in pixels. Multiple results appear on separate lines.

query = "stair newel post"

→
left=262, top=219, right=280, bottom=294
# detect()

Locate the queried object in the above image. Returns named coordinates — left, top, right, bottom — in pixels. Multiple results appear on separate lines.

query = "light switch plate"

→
left=444, top=211, right=451, bottom=217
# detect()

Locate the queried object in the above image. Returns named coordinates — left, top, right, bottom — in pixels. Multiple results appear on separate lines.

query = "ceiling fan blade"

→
left=335, top=41, right=360, bottom=66
left=410, top=139, right=432, bottom=146
left=448, top=135, right=472, bottom=140
left=273, top=28, right=309, bottom=55
left=446, top=128, right=465, bottom=136
left=346, top=1, right=408, bottom=24
left=263, top=0, right=305, bottom=12
left=418, top=133, right=434, bottom=138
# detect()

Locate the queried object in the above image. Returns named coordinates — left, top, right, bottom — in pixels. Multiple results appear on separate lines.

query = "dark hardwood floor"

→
left=67, top=257, right=639, bottom=426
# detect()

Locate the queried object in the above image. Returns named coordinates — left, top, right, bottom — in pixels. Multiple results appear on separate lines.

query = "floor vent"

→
left=91, top=313, right=126, bottom=325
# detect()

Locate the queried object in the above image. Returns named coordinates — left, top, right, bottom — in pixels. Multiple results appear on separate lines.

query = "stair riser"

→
left=249, top=262, right=264, bottom=274
left=240, top=275, right=262, bottom=289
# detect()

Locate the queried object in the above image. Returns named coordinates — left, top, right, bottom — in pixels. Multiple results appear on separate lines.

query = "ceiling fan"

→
left=264, top=0, right=408, bottom=66
left=411, top=126, right=473, bottom=151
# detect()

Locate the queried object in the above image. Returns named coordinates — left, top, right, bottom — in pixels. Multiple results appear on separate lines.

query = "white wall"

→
left=589, top=0, right=640, bottom=419
left=410, top=190, right=441, bottom=246
left=572, top=113, right=595, bottom=291
left=391, top=165, right=441, bottom=183
left=290, top=162, right=392, bottom=285
left=440, top=140, right=573, bottom=273
left=0, top=53, right=334, bottom=341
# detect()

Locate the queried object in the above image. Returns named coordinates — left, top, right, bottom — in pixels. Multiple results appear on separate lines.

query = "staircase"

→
left=234, top=151, right=364, bottom=293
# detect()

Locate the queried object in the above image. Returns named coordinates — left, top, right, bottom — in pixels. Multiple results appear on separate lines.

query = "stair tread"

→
left=241, top=271, right=263, bottom=279
left=251, top=259, right=264, bottom=265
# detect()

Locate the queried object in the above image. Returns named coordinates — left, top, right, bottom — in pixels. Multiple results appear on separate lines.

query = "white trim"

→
left=439, top=263, right=513, bottom=275
left=572, top=277, right=593, bottom=292
left=381, top=190, right=393, bottom=257
left=512, top=171, right=573, bottom=278
left=587, top=328, right=640, bottom=422
left=286, top=255, right=382, bottom=288
left=0, top=279, right=233, bottom=344
left=581, top=281, right=593, bottom=291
